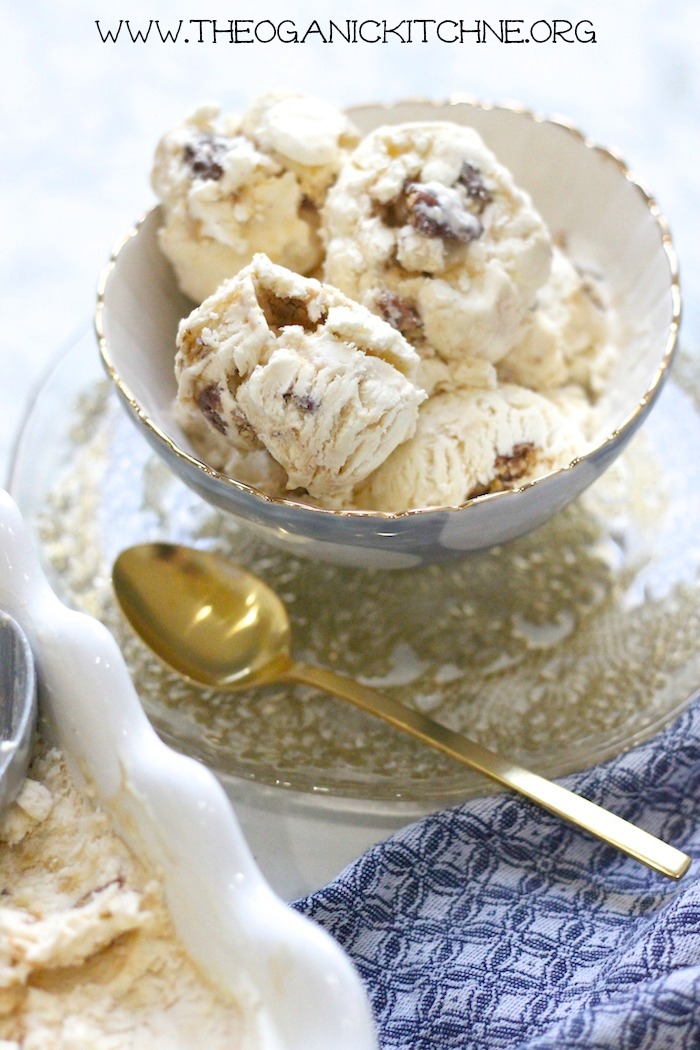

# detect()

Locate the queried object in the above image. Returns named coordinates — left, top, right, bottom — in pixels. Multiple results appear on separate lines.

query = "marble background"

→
left=1, top=0, right=698, bottom=479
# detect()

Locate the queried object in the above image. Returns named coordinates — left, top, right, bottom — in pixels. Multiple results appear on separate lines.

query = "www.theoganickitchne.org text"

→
left=94, top=18, right=597, bottom=45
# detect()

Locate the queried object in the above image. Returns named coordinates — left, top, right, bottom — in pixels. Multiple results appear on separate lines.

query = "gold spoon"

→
left=112, top=542, right=691, bottom=881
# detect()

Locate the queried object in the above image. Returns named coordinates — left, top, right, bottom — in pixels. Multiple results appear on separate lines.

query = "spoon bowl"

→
left=113, top=542, right=691, bottom=880
left=0, top=611, right=37, bottom=814
left=113, top=542, right=292, bottom=689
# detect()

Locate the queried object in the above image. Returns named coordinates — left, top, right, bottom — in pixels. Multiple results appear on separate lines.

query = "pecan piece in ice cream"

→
left=405, top=181, right=484, bottom=242
left=457, top=161, right=492, bottom=211
left=377, top=290, right=423, bottom=340
left=182, top=133, right=229, bottom=181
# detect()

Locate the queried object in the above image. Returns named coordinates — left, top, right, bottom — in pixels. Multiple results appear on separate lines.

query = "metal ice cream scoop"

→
left=0, top=611, right=37, bottom=814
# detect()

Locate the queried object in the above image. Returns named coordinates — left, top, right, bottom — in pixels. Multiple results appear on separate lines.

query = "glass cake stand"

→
left=8, top=331, right=700, bottom=895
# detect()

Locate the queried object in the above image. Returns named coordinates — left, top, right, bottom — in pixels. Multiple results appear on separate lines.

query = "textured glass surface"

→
left=10, top=334, right=700, bottom=801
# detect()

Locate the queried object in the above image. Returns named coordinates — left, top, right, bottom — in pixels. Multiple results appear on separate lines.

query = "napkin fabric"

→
left=294, top=692, right=700, bottom=1049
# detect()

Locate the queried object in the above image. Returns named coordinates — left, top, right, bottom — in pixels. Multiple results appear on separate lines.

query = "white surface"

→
left=1, top=0, right=699, bottom=482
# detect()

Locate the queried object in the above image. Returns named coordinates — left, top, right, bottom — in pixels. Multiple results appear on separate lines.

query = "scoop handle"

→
left=287, top=661, right=690, bottom=881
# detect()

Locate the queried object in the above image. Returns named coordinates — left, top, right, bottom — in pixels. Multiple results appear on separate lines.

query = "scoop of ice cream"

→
left=322, top=121, right=552, bottom=367
left=498, top=246, right=614, bottom=395
left=0, top=744, right=249, bottom=1047
left=175, top=254, right=427, bottom=500
left=152, top=94, right=360, bottom=302
left=353, top=383, right=584, bottom=512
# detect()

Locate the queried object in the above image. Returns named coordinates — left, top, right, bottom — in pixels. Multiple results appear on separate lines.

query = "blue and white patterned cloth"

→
left=294, top=693, right=700, bottom=1049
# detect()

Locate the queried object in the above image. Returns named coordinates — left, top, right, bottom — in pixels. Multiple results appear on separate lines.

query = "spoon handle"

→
left=287, top=661, right=690, bottom=880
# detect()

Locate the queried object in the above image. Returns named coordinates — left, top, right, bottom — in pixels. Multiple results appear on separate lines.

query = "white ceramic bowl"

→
left=96, top=98, right=680, bottom=570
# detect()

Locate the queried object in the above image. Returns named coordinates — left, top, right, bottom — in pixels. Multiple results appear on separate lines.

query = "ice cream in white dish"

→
left=152, top=94, right=360, bottom=303
left=0, top=740, right=252, bottom=1048
left=161, top=97, right=615, bottom=514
